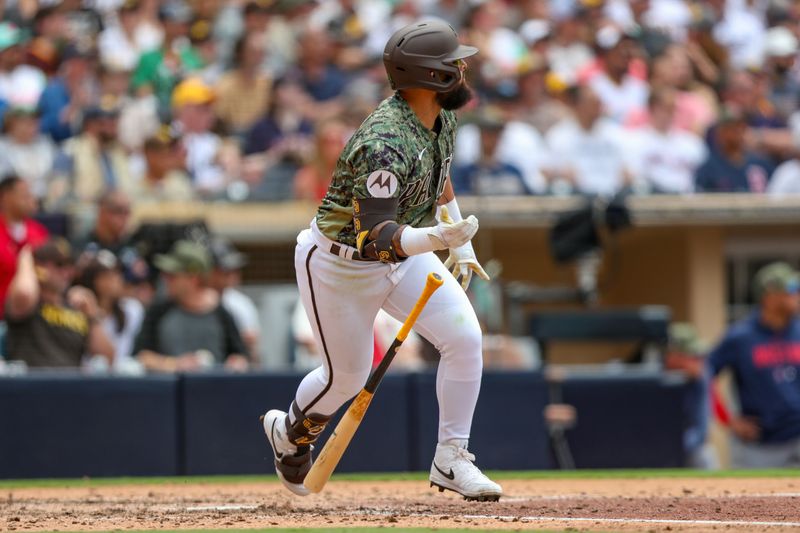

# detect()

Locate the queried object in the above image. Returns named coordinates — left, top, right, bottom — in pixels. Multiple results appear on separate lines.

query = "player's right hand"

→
left=730, top=416, right=761, bottom=442
left=429, top=208, right=479, bottom=249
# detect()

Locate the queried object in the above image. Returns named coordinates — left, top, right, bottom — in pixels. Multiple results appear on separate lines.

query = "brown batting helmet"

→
left=383, top=19, right=478, bottom=92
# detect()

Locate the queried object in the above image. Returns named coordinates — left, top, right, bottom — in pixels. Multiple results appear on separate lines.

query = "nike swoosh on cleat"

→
left=433, top=462, right=455, bottom=480
left=270, top=418, right=283, bottom=459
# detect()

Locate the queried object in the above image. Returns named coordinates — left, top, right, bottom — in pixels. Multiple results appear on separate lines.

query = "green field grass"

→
left=2, top=468, right=798, bottom=489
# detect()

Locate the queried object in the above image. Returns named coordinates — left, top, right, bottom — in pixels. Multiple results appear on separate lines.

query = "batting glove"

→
left=439, top=205, right=489, bottom=290
left=400, top=206, right=479, bottom=255
left=444, top=241, right=490, bottom=291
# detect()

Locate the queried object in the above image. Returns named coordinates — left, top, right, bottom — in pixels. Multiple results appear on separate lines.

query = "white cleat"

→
left=261, top=409, right=311, bottom=496
left=429, top=440, right=503, bottom=501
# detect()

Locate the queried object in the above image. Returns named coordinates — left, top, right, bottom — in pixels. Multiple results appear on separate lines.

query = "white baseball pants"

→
left=290, top=221, right=483, bottom=443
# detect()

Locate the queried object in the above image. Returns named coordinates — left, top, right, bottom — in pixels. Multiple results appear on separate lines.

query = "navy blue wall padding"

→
left=409, top=371, right=550, bottom=471
left=0, top=374, right=179, bottom=478
left=560, top=376, right=688, bottom=468
left=181, top=372, right=411, bottom=474
left=0, top=372, right=694, bottom=478
left=181, top=372, right=303, bottom=475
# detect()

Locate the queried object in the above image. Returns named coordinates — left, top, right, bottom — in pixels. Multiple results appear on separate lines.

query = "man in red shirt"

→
left=0, top=176, right=49, bottom=318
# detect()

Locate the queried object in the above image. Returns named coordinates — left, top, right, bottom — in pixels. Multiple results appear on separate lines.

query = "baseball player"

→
left=262, top=19, right=502, bottom=501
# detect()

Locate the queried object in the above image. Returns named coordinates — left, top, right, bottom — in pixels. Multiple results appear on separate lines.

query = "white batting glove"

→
left=429, top=210, right=479, bottom=249
left=444, top=241, right=490, bottom=290
left=400, top=205, right=479, bottom=256
left=439, top=205, right=489, bottom=290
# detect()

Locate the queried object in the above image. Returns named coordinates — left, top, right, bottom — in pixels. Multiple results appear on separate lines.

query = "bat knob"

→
left=428, top=272, right=444, bottom=287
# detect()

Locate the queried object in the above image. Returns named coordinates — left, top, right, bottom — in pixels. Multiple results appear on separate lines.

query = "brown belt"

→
left=328, top=243, right=376, bottom=262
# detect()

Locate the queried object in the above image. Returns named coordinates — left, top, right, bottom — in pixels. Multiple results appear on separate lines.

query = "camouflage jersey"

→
left=316, top=93, right=456, bottom=247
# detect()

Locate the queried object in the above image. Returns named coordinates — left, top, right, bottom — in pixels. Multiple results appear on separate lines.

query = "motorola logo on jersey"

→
left=367, top=170, right=399, bottom=198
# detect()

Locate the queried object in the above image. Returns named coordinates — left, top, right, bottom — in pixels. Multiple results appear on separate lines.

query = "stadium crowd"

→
left=1, top=0, right=800, bottom=204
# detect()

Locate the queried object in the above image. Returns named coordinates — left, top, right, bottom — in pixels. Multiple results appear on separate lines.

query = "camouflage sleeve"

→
left=349, top=137, right=409, bottom=201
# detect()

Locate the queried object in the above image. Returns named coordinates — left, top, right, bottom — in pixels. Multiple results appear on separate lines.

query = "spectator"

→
left=208, top=238, right=260, bottom=362
left=101, top=63, right=160, bottom=152
left=518, top=18, right=551, bottom=62
left=762, top=26, right=800, bottom=121
left=31, top=5, right=71, bottom=46
left=260, top=0, right=323, bottom=78
left=643, top=43, right=719, bottom=136
left=452, top=107, right=531, bottom=195
left=695, top=106, right=773, bottom=193
left=708, top=262, right=800, bottom=467
left=190, top=19, right=226, bottom=87
left=722, top=70, right=783, bottom=130
left=75, top=249, right=144, bottom=373
left=97, top=0, right=163, bottom=73
left=292, top=27, right=348, bottom=106
left=768, top=148, right=800, bottom=195
left=171, top=77, right=233, bottom=197
left=214, top=32, right=271, bottom=136
left=131, top=126, right=195, bottom=203
left=626, top=87, right=707, bottom=194
left=717, top=70, right=794, bottom=161
left=514, top=57, right=572, bottom=136
left=76, top=191, right=134, bottom=257
left=545, top=85, right=632, bottom=196
left=546, top=11, right=594, bottom=84
left=461, top=0, right=528, bottom=89
left=242, top=75, right=314, bottom=157
left=5, top=239, right=114, bottom=368
left=455, top=99, right=549, bottom=194
left=37, top=45, right=97, bottom=143
left=293, top=118, right=348, bottom=202
left=582, top=25, right=649, bottom=124
left=0, top=177, right=49, bottom=318
left=77, top=192, right=149, bottom=308
left=131, top=0, right=202, bottom=118
left=0, top=106, right=57, bottom=201
left=709, top=0, right=766, bottom=71
left=134, top=239, right=249, bottom=373
left=0, top=22, right=46, bottom=109
left=51, top=98, right=133, bottom=207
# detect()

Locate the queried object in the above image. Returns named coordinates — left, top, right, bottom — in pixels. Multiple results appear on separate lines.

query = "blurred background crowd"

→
left=3, top=0, right=800, bottom=205
left=2, top=0, right=800, bottom=369
left=0, top=0, right=800, bottom=371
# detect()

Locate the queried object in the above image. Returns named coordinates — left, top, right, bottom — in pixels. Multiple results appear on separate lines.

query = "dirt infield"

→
left=2, top=476, right=800, bottom=532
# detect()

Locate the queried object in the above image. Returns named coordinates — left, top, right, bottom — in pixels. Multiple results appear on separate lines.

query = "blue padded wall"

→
left=409, top=371, right=551, bottom=471
left=560, top=375, right=689, bottom=468
left=0, top=375, right=179, bottom=478
left=181, top=372, right=411, bottom=474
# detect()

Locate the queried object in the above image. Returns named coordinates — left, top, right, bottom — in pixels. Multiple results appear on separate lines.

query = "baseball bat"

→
left=304, top=271, right=444, bottom=493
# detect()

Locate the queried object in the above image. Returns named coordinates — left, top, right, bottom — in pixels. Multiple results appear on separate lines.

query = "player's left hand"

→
left=443, top=242, right=490, bottom=291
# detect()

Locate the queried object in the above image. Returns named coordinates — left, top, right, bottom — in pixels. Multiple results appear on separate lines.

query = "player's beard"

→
left=436, top=81, right=473, bottom=111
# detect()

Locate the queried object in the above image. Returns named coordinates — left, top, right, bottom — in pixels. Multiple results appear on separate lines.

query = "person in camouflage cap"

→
left=261, top=19, right=502, bottom=501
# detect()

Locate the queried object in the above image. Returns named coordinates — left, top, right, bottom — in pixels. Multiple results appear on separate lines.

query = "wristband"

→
left=437, top=198, right=463, bottom=223
left=399, top=226, right=446, bottom=256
